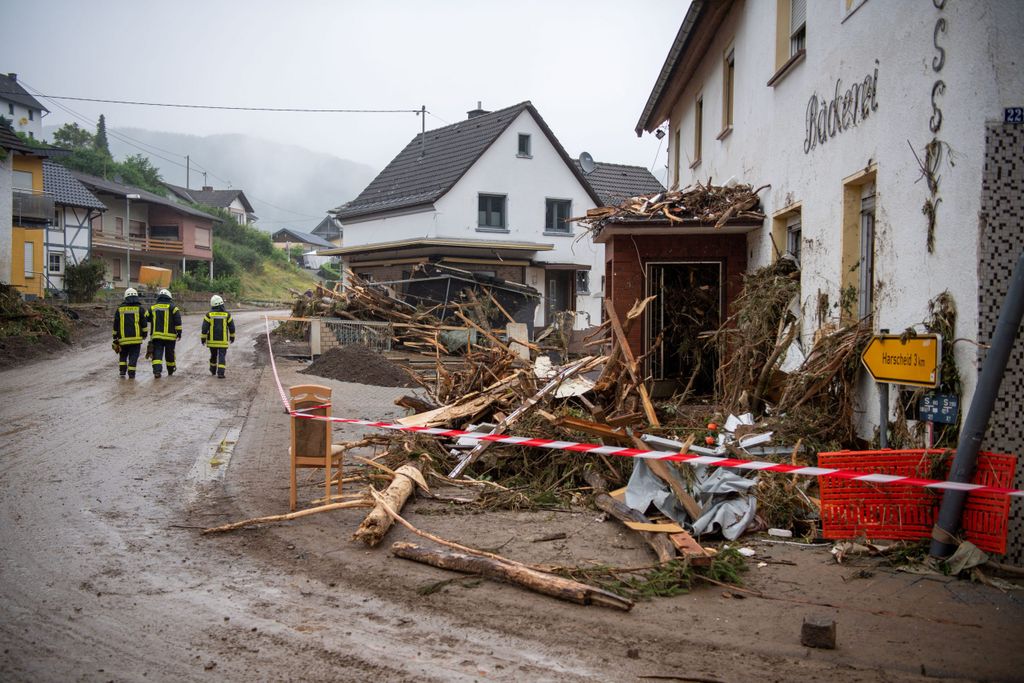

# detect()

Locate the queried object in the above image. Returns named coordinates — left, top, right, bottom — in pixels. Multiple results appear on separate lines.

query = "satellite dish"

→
left=579, top=151, right=596, bottom=175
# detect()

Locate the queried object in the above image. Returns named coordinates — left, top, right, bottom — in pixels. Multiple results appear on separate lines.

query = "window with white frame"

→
left=478, top=194, right=507, bottom=230
left=49, top=252, right=63, bottom=274
left=545, top=199, right=571, bottom=234
left=692, top=96, right=704, bottom=166
left=518, top=134, right=531, bottom=157
left=12, top=170, right=32, bottom=191
left=723, top=48, right=735, bottom=131
left=23, top=242, right=34, bottom=278
left=576, top=270, right=590, bottom=294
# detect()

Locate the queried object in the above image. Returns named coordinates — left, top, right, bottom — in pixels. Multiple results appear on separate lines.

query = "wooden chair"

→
left=289, top=384, right=345, bottom=511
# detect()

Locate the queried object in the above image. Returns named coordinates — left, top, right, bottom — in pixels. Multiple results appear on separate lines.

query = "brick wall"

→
left=605, top=232, right=748, bottom=357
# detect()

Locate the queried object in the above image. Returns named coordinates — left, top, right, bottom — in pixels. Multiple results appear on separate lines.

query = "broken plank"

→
left=668, top=530, right=713, bottom=567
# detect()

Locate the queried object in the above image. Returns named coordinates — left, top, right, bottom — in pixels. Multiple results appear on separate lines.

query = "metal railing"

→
left=12, top=189, right=55, bottom=222
left=322, top=319, right=393, bottom=353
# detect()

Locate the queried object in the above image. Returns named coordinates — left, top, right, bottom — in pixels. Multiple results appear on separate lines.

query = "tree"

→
left=119, top=154, right=164, bottom=194
left=95, top=114, right=111, bottom=156
left=51, top=123, right=95, bottom=150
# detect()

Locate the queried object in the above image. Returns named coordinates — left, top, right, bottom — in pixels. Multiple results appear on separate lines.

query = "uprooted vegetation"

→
left=231, top=184, right=963, bottom=609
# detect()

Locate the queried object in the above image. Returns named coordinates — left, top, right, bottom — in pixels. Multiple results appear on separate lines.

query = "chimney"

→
left=466, top=101, right=490, bottom=119
left=202, top=185, right=213, bottom=192
left=7, top=73, right=16, bottom=82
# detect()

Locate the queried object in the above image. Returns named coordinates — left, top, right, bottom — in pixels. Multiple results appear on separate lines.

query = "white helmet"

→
left=158, top=288, right=172, bottom=298
left=124, top=287, right=138, bottom=297
left=210, top=294, right=224, bottom=307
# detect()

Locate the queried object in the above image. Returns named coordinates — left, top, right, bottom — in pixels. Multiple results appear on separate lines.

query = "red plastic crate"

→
left=818, top=449, right=1016, bottom=554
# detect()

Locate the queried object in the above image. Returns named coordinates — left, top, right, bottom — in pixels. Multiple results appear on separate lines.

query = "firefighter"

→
left=149, top=288, right=182, bottom=378
left=201, top=294, right=235, bottom=378
left=113, top=287, right=149, bottom=379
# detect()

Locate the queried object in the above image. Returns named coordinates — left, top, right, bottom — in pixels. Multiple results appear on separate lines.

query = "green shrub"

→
left=171, top=272, right=241, bottom=296
left=64, top=258, right=107, bottom=302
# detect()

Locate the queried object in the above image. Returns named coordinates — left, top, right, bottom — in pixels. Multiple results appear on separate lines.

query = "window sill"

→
left=716, top=125, right=733, bottom=141
left=543, top=231, right=573, bottom=237
left=689, top=158, right=702, bottom=170
left=476, top=227, right=509, bottom=234
left=767, top=49, right=805, bottom=87
left=516, top=154, right=532, bottom=159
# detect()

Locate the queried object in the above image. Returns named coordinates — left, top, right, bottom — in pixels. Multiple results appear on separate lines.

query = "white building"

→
left=0, top=73, right=46, bottom=140
left=635, top=0, right=1024, bottom=559
left=326, top=101, right=662, bottom=330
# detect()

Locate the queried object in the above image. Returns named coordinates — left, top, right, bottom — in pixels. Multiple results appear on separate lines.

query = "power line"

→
left=1, top=89, right=422, bottom=114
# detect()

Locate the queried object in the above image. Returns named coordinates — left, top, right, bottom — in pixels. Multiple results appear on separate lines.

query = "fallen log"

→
left=584, top=471, right=676, bottom=564
left=392, top=542, right=633, bottom=611
left=353, top=462, right=425, bottom=547
left=201, top=498, right=371, bottom=534
left=395, top=395, right=438, bottom=414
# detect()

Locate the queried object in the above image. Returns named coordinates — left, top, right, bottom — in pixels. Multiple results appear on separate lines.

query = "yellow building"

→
left=11, top=152, right=47, bottom=298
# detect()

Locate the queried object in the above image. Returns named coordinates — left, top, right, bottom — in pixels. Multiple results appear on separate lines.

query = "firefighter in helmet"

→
left=112, top=287, right=150, bottom=379
left=149, top=288, right=182, bottom=377
left=201, top=294, right=235, bottom=378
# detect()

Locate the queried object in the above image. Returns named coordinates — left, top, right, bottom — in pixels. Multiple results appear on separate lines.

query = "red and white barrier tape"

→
left=264, top=317, right=1024, bottom=498
left=264, top=316, right=292, bottom=411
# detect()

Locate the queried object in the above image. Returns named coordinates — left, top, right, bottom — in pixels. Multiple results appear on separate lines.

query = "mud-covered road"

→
left=2, top=310, right=1022, bottom=682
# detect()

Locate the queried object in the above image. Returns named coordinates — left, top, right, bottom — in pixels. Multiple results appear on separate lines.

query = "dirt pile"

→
left=299, top=345, right=414, bottom=387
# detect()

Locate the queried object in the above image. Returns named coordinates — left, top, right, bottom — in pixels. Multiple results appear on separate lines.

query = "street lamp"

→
left=125, top=193, right=141, bottom=288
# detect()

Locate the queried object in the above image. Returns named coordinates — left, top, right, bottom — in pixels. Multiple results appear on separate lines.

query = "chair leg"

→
left=290, top=464, right=297, bottom=512
left=325, top=461, right=332, bottom=506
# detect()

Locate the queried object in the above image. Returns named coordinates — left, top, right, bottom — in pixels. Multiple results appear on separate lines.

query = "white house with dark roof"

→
left=325, top=101, right=663, bottom=330
left=42, top=160, right=106, bottom=291
left=163, top=183, right=257, bottom=225
left=0, top=73, right=47, bottom=140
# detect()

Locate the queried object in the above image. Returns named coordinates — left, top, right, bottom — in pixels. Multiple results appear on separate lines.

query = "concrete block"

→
left=801, top=615, right=836, bottom=649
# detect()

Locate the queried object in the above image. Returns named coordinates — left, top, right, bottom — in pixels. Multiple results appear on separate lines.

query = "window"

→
left=858, top=190, right=875, bottom=319
left=545, top=199, right=571, bottom=234
left=692, top=97, right=703, bottom=167
left=12, top=170, right=32, bottom=191
left=48, top=252, right=63, bottom=274
left=93, top=214, right=103, bottom=234
left=53, top=208, right=63, bottom=229
left=115, top=217, right=124, bottom=237
left=722, top=48, right=735, bottom=132
left=112, top=257, right=121, bottom=279
left=790, top=0, right=806, bottom=56
left=23, top=242, right=34, bottom=278
left=478, top=194, right=507, bottom=230
left=129, top=220, right=146, bottom=238
left=194, top=227, right=211, bottom=248
left=150, top=225, right=180, bottom=240
left=28, top=109, right=33, bottom=121
left=786, top=216, right=802, bottom=264
left=518, top=134, right=531, bottom=157
left=7, top=103, right=12, bottom=116
left=576, top=270, right=590, bottom=295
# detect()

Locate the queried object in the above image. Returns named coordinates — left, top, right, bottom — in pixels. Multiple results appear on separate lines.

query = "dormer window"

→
left=518, top=134, right=531, bottom=157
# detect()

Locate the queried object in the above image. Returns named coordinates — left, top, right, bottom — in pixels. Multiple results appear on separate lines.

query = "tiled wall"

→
left=978, top=122, right=1024, bottom=564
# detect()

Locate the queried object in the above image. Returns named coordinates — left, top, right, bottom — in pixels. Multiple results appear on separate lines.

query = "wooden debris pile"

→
left=572, top=180, right=767, bottom=232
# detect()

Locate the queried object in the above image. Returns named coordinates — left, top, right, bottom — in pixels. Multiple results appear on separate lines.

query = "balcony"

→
left=13, top=189, right=55, bottom=224
left=92, top=232, right=185, bottom=255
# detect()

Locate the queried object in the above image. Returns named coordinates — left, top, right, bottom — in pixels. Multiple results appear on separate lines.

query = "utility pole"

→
left=186, top=155, right=190, bottom=189
left=419, top=105, right=426, bottom=159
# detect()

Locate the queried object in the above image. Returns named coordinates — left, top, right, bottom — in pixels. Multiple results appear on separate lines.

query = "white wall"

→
left=0, top=153, right=11, bottom=283
left=664, top=0, right=1024, bottom=438
left=343, top=109, right=605, bottom=328
left=2, top=100, right=43, bottom=140
left=44, top=205, right=93, bottom=291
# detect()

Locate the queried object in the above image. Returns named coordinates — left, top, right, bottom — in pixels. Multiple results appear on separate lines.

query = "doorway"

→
left=545, top=269, right=574, bottom=326
left=646, top=261, right=723, bottom=397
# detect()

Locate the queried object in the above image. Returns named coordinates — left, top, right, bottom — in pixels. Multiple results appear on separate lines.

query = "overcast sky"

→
left=0, top=0, right=684, bottom=184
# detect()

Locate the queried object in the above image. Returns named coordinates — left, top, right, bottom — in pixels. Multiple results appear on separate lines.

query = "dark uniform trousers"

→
left=152, top=338, right=176, bottom=375
left=209, top=347, right=228, bottom=376
left=119, top=344, right=142, bottom=377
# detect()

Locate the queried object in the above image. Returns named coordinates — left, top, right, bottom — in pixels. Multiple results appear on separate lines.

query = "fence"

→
left=319, top=319, right=393, bottom=354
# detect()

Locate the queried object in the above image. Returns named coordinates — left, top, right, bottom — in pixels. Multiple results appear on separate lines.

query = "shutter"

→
left=790, top=0, right=807, bottom=34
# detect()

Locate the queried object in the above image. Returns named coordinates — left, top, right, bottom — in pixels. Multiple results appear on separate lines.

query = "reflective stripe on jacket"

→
left=114, top=304, right=149, bottom=345
left=150, top=302, right=182, bottom=341
left=202, top=310, right=235, bottom=348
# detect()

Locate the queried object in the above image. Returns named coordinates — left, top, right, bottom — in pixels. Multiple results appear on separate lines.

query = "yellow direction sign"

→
left=860, top=334, right=941, bottom=388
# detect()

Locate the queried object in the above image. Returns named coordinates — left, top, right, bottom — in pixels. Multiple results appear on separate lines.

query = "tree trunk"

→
left=353, top=462, right=423, bottom=546
left=585, top=471, right=677, bottom=564
left=391, top=542, right=633, bottom=611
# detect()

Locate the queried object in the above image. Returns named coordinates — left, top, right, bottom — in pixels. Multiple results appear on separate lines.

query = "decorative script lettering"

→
left=803, top=61, right=880, bottom=154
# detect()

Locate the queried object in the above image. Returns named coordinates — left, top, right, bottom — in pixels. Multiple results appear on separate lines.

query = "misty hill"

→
left=45, top=126, right=376, bottom=232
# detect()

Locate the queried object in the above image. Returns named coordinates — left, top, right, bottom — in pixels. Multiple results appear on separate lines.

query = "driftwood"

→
left=353, top=462, right=424, bottom=546
left=202, top=498, right=371, bottom=534
left=585, top=471, right=676, bottom=564
left=395, top=395, right=438, bottom=414
left=392, top=542, right=633, bottom=611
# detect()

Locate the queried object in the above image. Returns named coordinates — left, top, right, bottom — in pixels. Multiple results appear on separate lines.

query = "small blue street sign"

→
left=919, top=393, right=959, bottom=425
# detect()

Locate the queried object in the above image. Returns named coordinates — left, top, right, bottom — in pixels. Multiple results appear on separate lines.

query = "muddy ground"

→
left=0, top=310, right=1022, bottom=682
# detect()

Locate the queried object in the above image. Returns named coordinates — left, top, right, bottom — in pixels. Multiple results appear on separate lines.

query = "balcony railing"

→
left=91, top=232, right=185, bottom=255
left=13, top=189, right=55, bottom=223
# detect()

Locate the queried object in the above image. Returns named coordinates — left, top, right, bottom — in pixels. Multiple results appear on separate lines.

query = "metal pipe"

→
left=930, top=248, right=1024, bottom=558
left=879, top=383, right=889, bottom=449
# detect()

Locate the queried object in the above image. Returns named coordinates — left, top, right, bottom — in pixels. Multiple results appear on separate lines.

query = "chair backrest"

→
left=290, top=384, right=332, bottom=459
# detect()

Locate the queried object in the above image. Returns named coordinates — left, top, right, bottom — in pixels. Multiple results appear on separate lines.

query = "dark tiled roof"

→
left=163, top=182, right=256, bottom=213
left=72, top=171, right=218, bottom=222
left=334, top=101, right=602, bottom=221
left=574, top=161, right=665, bottom=207
left=271, top=227, right=335, bottom=249
left=0, top=74, right=48, bottom=113
left=43, top=160, right=105, bottom=210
